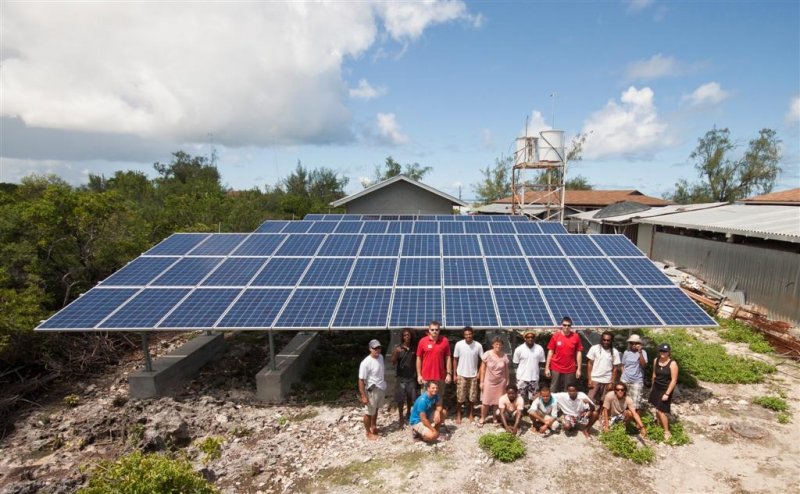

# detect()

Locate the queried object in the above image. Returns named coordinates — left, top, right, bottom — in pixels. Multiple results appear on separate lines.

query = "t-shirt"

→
left=530, top=395, right=558, bottom=418
left=586, top=344, right=621, bottom=383
left=409, top=392, right=440, bottom=425
left=498, top=394, right=525, bottom=411
left=547, top=331, right=583, bottom=373
left=620, top=349, right=648, bottom=384
left=358, top=354, right=386, bottom=390
left=416, top=335, right=451, bottom=381
left=512, top=343, right=546, bottom=381
left=553, top=391, right=591, bottom=417
left=603, top=392, right=634, bottom=416
left=453, top=340, right=483, bottom=378
left=395, top=345, right=416, bottom=379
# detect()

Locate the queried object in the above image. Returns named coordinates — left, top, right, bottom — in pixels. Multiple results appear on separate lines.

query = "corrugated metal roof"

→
left=472, top=203, right=548, bottom=215
left=741, top=187, right=800, bottom=205
left=495, top=189, right=673, bottom=206
left=634, top=204, right=800, bottom=243
left=570, top=202, right=727, bottom=222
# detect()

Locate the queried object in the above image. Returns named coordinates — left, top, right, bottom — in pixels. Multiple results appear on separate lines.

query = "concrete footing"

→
left=128, top=333, right=226, bottom=399
left=256, top=332, right=319, bottom=403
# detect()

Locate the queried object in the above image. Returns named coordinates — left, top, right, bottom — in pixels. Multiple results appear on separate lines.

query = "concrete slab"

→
left=256, top=332, right=319, bottom=403
left=129, top=333, right=226, bottom=399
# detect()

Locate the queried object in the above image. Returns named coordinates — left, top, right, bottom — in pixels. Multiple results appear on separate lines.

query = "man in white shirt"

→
left=529, top=385, right=560, bottom=435
left=358, top=339, right=386, bottom=440
left=512, top=330, right=546, bottom=407
left=586, top=331, right=621, bottom=406
left=452, top=326, right=483, bottom=424
left=554, top=384, right=598, bottom=438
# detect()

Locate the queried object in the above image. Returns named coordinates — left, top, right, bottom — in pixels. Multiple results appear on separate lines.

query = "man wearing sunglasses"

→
left=544, top=316, right=583, bottom=393
left=601, top=382, right=647, bottom=436
left=416, top=320, right=452, bottom=401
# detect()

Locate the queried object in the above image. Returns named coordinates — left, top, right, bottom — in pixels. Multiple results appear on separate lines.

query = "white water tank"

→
left=538, top=130, right=565, bottom=162
left=515, top=136, right=538, bottom=163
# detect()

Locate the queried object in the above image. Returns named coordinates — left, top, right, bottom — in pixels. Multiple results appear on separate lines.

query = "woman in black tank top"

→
left=648, top=343, right=679, bottom=440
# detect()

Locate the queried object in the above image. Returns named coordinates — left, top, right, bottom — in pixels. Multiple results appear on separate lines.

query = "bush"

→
left=777, top=412, right=791, bottom=424
left=195, top=436, right=223, bottom=464
left=478, top=432, right=525, bottom=463
left=640, top=412, right=691, bottom=446
left=63, top=394, right=80, bottom=407
left=717, top=319, right=773, bottom=353
left=598, top=425, right=655, bottom=464
left=79, top=451, right=217, bottom=494
left=753, top=396, right=789, bottom=412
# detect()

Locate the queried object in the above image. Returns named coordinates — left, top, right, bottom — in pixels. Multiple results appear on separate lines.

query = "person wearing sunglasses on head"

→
left=544, top=316, right=583, bottom=393
left=601, top=382, right=647, bottom=437
left=649, top=343, right=679, bottom=441
left=586, top=331, right=621, bottom=407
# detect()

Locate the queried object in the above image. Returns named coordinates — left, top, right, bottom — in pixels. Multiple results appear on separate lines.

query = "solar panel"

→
left=539, top=222, right=568, bottom=233
left=445, top=288, right=498, bottom=327
left=360, top=235, right=401, bottom=256
left=529, top=258, right=582, bottom=286
left=390, top=288, right=442, bottom=327
left=251, top=258, right=311, bottom=286
left=611, top=258, right=673, bottom=286
left=201, top=258, right=267, bottom=286
left=480, top=235, right=522, bottom=256
left=590, top=288, right=662, bottom=326
left=189, top=234, right=248, bottom=256
left=397, top=258, right=441, bottom=286
left=591, top=235, right=645, bottom=257
left=387, top=222, right=413, bottom=234
left=489, top=222, right=516, bottom=234
left=494, top=288, right=553, bottom=327
left=435, top=215, right=454, bottom=221
left=100, top=257, right=179, bottom=286
left=402, top=235, right=440, bottom=256
left=334, top=221, right=363, bottom=233
left=413, top=221, right=438, bottom=234
left=332, top=288, right=392, bottom=328
left=217, top=288, right=291, bottom=328
left=348, top=258, right=397, bottom=286
left=317, top=235, right=363, bottom=256
left=281, top=221, right=315, bottom=233
left=361, top=221, right=389, bottom=234
left=145, top=233, right=210, bottom=255
left=151, top=258, right=223, bottom=286
left=541, top=288, right=608, bottom=327
left=255, top=221, right=289, bottom=233
left=570, top=258, right=628, bottom=286
left=464, top=223, right=490, bottom=234
left=159, top=288, right=241, bottom=328
left=231, top=234, right=285, bottom=256
left=275, top=234, right=325, bottom=256
left=637, top=288, right=717, bottom=326
left=443, top=258, right=488, bottom=286
left=300, top=258, right=354, bottom=287
left=513, top=222, right=542, bottom=234
left=274, top=288, right=341, bottom=328
left=485, top=258, right=536, bottom=286
left=307, top=221, right=338, bottom=233
left=37, top=288, right=139, bottom=329
left=553, top=235, right=603, bottom=256
left=439, top=222, right=464, bottom=234
left=340, top=214, right=362, bottom=221
left=99, top=288, right=190, bottom=329
left=517, top=235, right=562, bottom=256
left=442, top=235, right=481, bottom=256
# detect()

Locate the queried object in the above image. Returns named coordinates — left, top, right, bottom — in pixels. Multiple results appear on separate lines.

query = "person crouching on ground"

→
left=602, top=383, right=646, bottom=437
left=358, top=339, right=386, bottom=440
left=554, top=384, right=597, bottom=439
left=495, top=384, right=524, bottom=435
left=409, top=381, right=448, bottom=442
left=529, top=385, right=560, bottom=435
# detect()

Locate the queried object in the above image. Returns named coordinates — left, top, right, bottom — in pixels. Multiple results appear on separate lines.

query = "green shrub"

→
left=717, top=319, right=773, bottom=353
left=599, top=425, right=655, bottom=464
left=195, top=436, right=223, bottom=465
left=777, top=412, right=791, bottom=424
left=640, top=412, right=691, bottom=446
left=753, top=396, right=789, bottom=412
left=478, top=432, right=525, bottom=463
left=63, top=394, right=80, bottom=407
left=79, top=451, right=218, bottom=493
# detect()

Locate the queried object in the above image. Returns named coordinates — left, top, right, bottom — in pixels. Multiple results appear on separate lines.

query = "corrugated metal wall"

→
left=651, top=232, right=800, bottom=324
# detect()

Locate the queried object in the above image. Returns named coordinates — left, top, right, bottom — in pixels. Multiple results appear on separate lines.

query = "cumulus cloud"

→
left=376, top=112, right=410, bottom=145
left=581, top=86, right=673, bottom=160
left=787, top=96, right=800, bottom=123
left=1, top=1, right=474, bottom=152
left=349, top=79, right=387, bottom=100
left=625, top=54, right=679, bottom=80
left=521, top=110, right=552, bottom=137
left=682, top=82, right=729, bottom=107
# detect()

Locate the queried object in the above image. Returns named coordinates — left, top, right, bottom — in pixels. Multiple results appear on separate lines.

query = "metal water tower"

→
left=511, top=128, right=567, bottom=222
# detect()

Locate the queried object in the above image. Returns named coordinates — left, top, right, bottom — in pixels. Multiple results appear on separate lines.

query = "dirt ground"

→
left=0, top=329, right=798, bottom=494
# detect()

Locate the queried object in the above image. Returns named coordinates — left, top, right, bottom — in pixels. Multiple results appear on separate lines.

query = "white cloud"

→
left=625, top=54, right=679, bottom=80
left=787, top=96, right=800, bottom=123
left=581, top=86, right=673, bottom=159
left=349, top=79, right=387, bottom=100
left=376, top=113, right=410, bottom=145
left=626, top=0, right=655, bottom=14
left=1, top=1, right=473, bottom=150
left=521, top=110, right=552, bottom=137
left=681, top=82, right=729, bottom=107
left=480, top=129, right=495, bottom=148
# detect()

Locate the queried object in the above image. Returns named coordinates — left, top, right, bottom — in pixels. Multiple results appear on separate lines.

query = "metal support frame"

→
left=141, top=333, right=153, bottom=372
left=268, top=329, right=277, bottom=371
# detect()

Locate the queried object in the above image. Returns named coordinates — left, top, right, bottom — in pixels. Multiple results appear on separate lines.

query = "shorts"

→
left=395, top=377, right=418, bottom=404
left=495, top=408, right=521, bottom=424
left=517, top=380, right=539, bottom=402
left=549, top=370, right=576, bottom=393
left=530, top=414, right=560, bottom=431
left=456, top=376, right=479, bottom=403
left=609, top=413, right=625, bottom=425
left=559, top=410, right=592, bottom=429
left=624, top=382, right=644, bottom=408
left=362, top=388, right=385, bottom=416
left=411, top=422, right=429, bottom=436
left=587, top=382, right=612, bottom=406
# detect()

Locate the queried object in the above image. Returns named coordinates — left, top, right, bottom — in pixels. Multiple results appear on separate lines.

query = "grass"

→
left=716, top=319, right=773, bottom=353
left=306, top=451, right=434, bottom=490
left=478, top=432, right=526, bottom=463
left=63, top=394, right=80, bottom=407
left=640, top=412, right=691, bottom=446
left=598, top=425, right=655, bottom=464
left=777, top=412, right=791, bottom=424
left=753, top=395, right=789, bottom=412
left=78, top=452, right=217, bottom=494
left=195, top=436, right=223, bottom=465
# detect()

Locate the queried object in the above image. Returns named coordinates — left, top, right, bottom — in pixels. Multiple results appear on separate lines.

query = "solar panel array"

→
left=37, top=215, right=716, bottom=331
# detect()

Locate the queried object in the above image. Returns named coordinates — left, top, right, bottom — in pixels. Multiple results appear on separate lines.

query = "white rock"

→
left=408, top=471, right=418, bottom=479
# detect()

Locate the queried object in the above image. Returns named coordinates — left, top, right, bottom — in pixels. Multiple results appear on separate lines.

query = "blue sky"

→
left=2, top=1, right=798, bottom=202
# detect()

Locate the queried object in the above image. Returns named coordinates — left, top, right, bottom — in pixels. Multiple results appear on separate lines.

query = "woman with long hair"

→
left=478, top=337, right=509, bottom=427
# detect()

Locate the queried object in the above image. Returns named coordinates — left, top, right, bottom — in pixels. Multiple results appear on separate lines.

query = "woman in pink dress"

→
left=478, top=337, right=509, bottom=426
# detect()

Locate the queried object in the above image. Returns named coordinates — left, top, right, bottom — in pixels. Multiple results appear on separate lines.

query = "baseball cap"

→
left=627, top=334, right=642, bottom=343
left=658, top=343, right=671, bottom=352
left=369, top=339, right=382, bottom=349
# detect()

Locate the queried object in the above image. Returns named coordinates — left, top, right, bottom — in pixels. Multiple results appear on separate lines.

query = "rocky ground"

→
left=0, top=329, right=798, bottom=494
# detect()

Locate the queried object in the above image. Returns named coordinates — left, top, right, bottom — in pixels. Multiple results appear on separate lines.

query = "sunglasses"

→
left=429, top=328, right=440, bottom=332
left=562, top=324, right=572, bottom=327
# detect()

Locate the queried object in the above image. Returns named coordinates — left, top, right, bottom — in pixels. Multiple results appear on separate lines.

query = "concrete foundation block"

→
left=256, top=332, right=319, bottom=403
left=128, top=333, right=226, bottom=399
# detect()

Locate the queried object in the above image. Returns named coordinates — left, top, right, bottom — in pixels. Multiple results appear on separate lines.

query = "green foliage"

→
left=640, top=412, right=691, bottom=446
left=127, top=423, right=145, bottom=445
left=598, top=425, right=655, bottom=464
left=373, top=156, right=432, bottom=183
left=753, top=396, right=789, bottom=412
left=473, top=156, right=512, bottom=205
left=534, top=170, right=593, bottom=190
left=195, top=436, right=223, bottom=465
left=716, top=319, right=772, bottom=353
left=63, top=394, right=80, bottom=407
left=777, top=412, right=791, bottom=424
left=79, top=451, right=218, bottom=494
left=478, top=432, right=526, bottom=463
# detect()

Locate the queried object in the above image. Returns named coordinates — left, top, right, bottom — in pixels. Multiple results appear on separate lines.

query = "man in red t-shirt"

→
left=416, top=320, right=452, bottom=400
left=544, top=316, right=583, bottom=393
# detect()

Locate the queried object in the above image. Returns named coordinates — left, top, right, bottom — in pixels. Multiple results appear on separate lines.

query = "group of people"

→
left=357, top=318, right=679, bottom=443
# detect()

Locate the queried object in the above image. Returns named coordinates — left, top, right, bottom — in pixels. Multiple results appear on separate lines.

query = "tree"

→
left=666, top=127, right=782, bottom=204
left=473, top=156, right=513, bottom=205
left=372, top=156, right=432, bottom=184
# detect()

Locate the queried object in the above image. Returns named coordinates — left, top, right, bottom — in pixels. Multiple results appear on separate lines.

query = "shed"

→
left=329, top=174, right=467, bottom=215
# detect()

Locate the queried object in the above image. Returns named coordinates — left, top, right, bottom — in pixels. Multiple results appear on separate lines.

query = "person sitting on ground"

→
left=553, top=384, right=597, bottom=438
left=409, top=381, right=448, bottom=443
left=358, top=339, right=386, bottom=440
left=529, top=385, right=560, bottom=435
left=602, top=383, right=647, bottom=437
left=495, top=384, right=524, bottom=435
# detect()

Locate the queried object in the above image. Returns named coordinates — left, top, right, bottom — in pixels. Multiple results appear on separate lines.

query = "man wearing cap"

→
left=620, top=334, right=648, bottom=411
left=512, top=330, right=546, bottom=408
left=358, top=339, right=386, bottom=440
left=545, top=316, right=583, bottom=393
left=586, top=331, right=621, bottom=406
left=453, top=326, right=482, bottom=424
left=416, top=320, right=452, bottom=403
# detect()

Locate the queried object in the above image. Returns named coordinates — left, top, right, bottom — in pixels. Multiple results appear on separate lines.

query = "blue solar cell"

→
left=308, top=221, right=338, bottom=233
left=274, top=288, right=342, bottom=328
left=611, top=258, right=673, bottom=286
left=508, top=216, right=529, bottom=221
left=397, top=258, right=441, bottom=286
left=255, top=221, right=289, bottom=233
left=528, top=258, right=582, bottom=286
left=217, top=289, right=292, bottom=328
left=553, top=235, right=603, bottom=256
left=360, top=235, right=401, bottom=256
left=332, top=288, right=392, bottom=327
left=303, top=214, right=325, bottom=220
left=145, top=233, right=210, bottom=255
left=251, top=258, right=311, bottom=286
left=590, top=288, right=661, bottom=326
left=439, top=222, right=464, bottom=234
left=591, top=235, right=644, bottom=257
left=435, top=215, right=455, bottom=221
left=480, top=235, right=522, bottom=256
left=494, top=288, right=553, bottom=327
left=517, top=235, right=562, bottom=256
left=361, top=221, right=389, bottom=234
left=201, top=258, right=267, bottom=286
left=387, top=222, right=413, bottom=233
left=442, top=235, right=481, bottom=256
left=101, top=257, right=179, bottom=286
left=275, top=234, right=326, bottom=256
left=473, top=215, right=492, bottom=222
left=390, top=288, right=442, bottom=327
left=464, top=223, right=490, bottom=234
left=282, top=221, right=316, bottom=233
left=488, top=222, right=515, bottom=234
left=489, top=216, right=512, bottom=221
left=380, top=215, right=399, bottom=221
left=189, top=234, right=248, bottom=255
left=398, top=215, right=416, bottom=221
left=539, top=222, right=568, bottom=233
left=100, top=288, right=190, bottom=328
left=348, top=258, right=397, bottom=286
left=334, top=221, right=363, bottom=233
left=231, top=234, right=285, bottom=256
left=571, top=258, right=628, bottom=286
left=151, top=258, right=223, bottom=286
left=454, top=215, right=471, bottom=221
left=444, top=288, right=498, bottom=327
left=317, top=235, right=363, bottom=256
left=402, top=235, right=440, bottom=256
left=485, top=258, right=536, bottom=286
left=513, top=222, right=542, bottom=234
left=300, top=258, right=354, bottom=287
left=413, top=222, right=438, bottom=234
left=340, top=214, right=362, bottom=221
left=416, top=215, right=436, bottom=221
left=541, top=288, right=608, bottom=327
left=37, top=288, right=139, bottom=329
left=363, top=215, right=381, bottom=221
left=443, top=258, right=488, bottom=286
left=159, top=288, right=241, bottom=328
left=637, top=288, right=716, bottom=326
